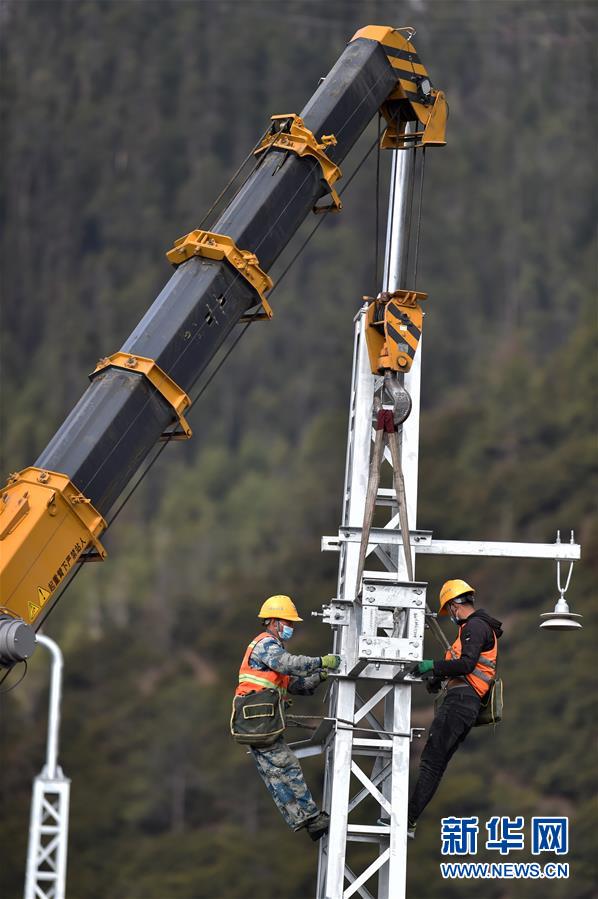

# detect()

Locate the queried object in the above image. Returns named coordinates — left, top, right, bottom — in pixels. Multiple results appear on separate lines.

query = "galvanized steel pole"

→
left=24, top=635, right=70, bottom=899
left=378, top=120, right=418, bottom=899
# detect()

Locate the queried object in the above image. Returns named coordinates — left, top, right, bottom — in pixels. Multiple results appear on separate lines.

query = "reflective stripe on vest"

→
left=445, top=627, right=498, bottom=697
left=235, top=631, right=291, bottom=697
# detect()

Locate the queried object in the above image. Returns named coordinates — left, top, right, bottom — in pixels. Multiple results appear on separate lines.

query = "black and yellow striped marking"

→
left=351, top=25, right=431, bottom=101
left=386, top=305, right=422, bottom=360
left=352, top=25, right=447, bottom=146
left=364, top=288, right=427, bottom=374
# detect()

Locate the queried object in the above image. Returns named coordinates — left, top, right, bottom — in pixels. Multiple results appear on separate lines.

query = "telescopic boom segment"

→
left=0, top=26, right=447, bottom=656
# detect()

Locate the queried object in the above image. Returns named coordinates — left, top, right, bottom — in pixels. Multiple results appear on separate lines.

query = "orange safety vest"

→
left=235, top=632, right=291, bottom=698
left=445, top=625, right=498, bottom=697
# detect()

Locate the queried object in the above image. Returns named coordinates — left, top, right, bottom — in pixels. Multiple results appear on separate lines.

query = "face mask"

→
left=449, top=605, right=461, bottom=626
left=280, top=624, right=294, bottom=641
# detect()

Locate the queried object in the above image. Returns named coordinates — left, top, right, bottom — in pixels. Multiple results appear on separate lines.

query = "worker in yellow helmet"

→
left=406, top=579, right=503, bottom=839
left=232, top=595, right=341, bottom=841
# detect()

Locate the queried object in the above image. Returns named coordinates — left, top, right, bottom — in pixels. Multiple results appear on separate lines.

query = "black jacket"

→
left=433, top=609, right=503, bottom=678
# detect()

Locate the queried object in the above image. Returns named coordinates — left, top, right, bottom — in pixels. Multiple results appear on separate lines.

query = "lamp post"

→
left=24, top=634, right=70, bottom=899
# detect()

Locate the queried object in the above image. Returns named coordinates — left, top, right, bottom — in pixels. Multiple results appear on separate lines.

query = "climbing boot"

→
left=305, top=811, right=330, bottom=841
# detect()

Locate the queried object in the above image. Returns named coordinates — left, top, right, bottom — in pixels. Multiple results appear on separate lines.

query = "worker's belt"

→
left=238, top=672, right=288, bottom=695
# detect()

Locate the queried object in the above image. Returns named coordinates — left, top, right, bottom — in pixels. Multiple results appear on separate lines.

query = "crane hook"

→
left=383, top=370, right=412, bottom=426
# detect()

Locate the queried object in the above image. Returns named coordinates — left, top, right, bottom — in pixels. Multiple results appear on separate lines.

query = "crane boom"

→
left=0, top=26, right=446, bottom=659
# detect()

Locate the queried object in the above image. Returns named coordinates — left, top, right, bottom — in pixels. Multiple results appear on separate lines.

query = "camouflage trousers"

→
left=250, top=737, right=319, bottom=831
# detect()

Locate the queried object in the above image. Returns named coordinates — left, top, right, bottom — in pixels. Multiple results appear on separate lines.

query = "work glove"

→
left=408, top=659, right=435, bottom=677
left=319, top=670, right=329, bottom=681
left=417, top=659, right=434, bottom=675
left=321, top=654, right=342, bottom=670
left=425, top=676, right=443, bottom=695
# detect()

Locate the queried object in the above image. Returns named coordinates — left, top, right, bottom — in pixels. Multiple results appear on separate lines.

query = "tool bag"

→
left=434, top=677, right=503, bottom=727
left=230, top=687, right=286, bottom=747
left=472, top=676, right=503, bottom=727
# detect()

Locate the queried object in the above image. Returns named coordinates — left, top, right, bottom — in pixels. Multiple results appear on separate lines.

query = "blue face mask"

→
left=450, top=615, right=460, bottom=626
left=280, top=624, right=294, bottom=641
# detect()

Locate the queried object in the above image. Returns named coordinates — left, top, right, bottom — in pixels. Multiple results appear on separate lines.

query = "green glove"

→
left=321, top=654, right=341, bottom=670
left=319, top=670, right=329, bottom=681
left=417, top=659, right=434, bottom=676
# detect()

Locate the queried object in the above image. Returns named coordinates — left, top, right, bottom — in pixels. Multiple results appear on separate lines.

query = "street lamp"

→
left=540, top=532, right=583, bottom=631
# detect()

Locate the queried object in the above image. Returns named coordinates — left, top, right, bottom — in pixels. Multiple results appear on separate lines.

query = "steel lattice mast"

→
left=311, top=120, right=424, bottom=899
left=294, top=117, right=581, bottom=898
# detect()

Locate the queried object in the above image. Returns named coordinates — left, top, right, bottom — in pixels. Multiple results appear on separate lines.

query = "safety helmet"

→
left=438, top=579, right=475, bottom=616
left=258, top=595, right=303, bottom=622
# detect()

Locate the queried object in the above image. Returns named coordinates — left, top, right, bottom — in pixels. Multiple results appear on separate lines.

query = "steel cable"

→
left=37, top=128, right=382, bottom=626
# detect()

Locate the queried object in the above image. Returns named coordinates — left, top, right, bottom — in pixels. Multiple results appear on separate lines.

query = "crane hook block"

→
left=254, top=114, right=343, bottom=214
left=364, top=289, right=427, bottom=374
left=166, top=230, right=273, bottom=320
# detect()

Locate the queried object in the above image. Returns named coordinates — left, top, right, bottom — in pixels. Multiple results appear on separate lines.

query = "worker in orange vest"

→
left=406, top=579, right=502, bottom=838
left=234, top=594, right=341, bottom=841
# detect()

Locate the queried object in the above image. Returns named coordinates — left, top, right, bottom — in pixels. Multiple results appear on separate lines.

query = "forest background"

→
left=0, top=1, right=596, bottom=898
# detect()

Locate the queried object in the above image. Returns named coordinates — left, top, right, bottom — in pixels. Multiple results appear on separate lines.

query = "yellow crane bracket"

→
left=254, top=114, right=343, bottom=213
left=364, top=289, right=427, bottom=374
left=90, top=353, right=193, bottom=441
left=379, top=91, right=448, bottom=149
left=0, top=468, right=107, bottom=626
left=166, top=230, right=273, bottom=320
left=351, top=26, right=447, bottom=148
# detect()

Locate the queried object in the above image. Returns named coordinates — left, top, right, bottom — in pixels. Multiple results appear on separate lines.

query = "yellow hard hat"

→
left=258, top=595, right=303, bottom=622
left=438, top=579, right=475, bottom=615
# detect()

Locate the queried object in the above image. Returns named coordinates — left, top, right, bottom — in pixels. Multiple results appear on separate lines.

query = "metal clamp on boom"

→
left=254, top=114, right=343, bottom=214
left=90, top=353, right=192, bottom=441
left=166, top=230, right=273, bottom=320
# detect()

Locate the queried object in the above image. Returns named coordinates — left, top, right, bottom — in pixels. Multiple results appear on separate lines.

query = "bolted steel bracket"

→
left=90, top=352, right=192, bottom=441
left=166, top=230, right=273, bottom=320
left=254, top=113, right=343, bottom=213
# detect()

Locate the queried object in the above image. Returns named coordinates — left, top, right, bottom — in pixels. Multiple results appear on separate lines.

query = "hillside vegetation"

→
left=1, top=2, right=596, bottom=898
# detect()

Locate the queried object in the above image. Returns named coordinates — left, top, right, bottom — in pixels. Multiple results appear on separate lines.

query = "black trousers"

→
left=408, top=687, right=481, bottom=823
